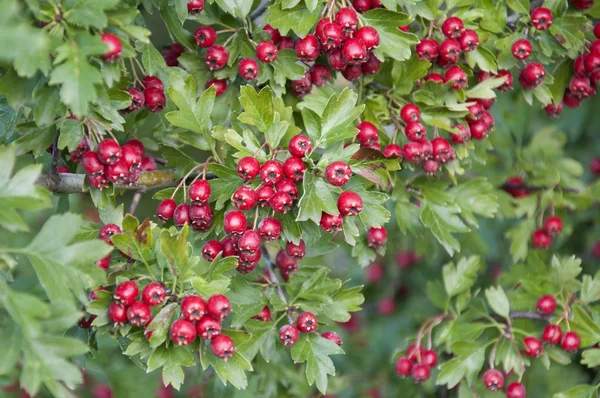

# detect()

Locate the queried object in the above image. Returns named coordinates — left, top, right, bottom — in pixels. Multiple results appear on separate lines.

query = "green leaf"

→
left=551, top=255, right=582, bottom=290
left=420, top=200, right=470, bottom=256
left=569, top=305, right=600, bottom=347
left=550, top=59, right=574, bottom=106
left=581, top=349, right=600, bottom=368
left=237, top=320, right=277, bottom=362
left=137, top=41, right=167, bottom=76
left=553, top=385, right=598, bottom=398
left=359, top=9, right=416, bottom=61
left=437, top=341, right=486, bottom=389
left=296, top=173, right=339, bottom=224
left=442, top=256, right=481, bottom=297
left=506, top=219, right=536, bottom=263
left=449, top=178, right=499, bottom=227
left=549, top=16, right=587, bottom=58
left=228, top=278, right=266, bottom=328
left=237, top=85, right=274, bottom=132
left=266, top=1, right=323, bottom=38
left=464, top=46, right=498, bottom=74
left=199, top=343, right=253, bottom=390
left=291, top=333, right=344, bottom=394
left=484, top=286, right=510, bottom=319
left=507, top=0, right=530, bottom=14
left=580, top=272, right=600, bottom=304
left=391, top=55, right=431, bottom=94
left=465, top=76, right=506, bottom=99
left=322, top=283, right=364, bottom=322
left=63, top=0, right=119, bottom=29
left=271, top=49, right=306, bottom=86
left=214, top=0, right=252, bottom=19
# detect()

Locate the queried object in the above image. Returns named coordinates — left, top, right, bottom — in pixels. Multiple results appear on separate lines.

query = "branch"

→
left=128, top=192, right=143, bottom=215
left=261, top=245, right=294, bottom=323
left=250, top=0, right=269, bottom=22
left=500, top=182, right=584, bottom=194
left=36, top=170, right=217, bottom=194
left=50, top=131, right=61, bottom=176
left=509, top=311, right=551, bottom=321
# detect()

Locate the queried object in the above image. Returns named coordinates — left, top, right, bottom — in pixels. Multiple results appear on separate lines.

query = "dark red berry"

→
left=221, top=237, right=237, bottom=257
left=144, top=87, right=166, bottom=112
left=258, top=217, right=282, bottom=241
left=570, top=76, right=592, bottom=97
left=395, top=357, right=412, bottom=377
left=405, top=121, right=426, bottom=141
left=263, top=24, right=281, bottom=44
left=356, top=26, right=379, bottom=50
left=357, top=121, right=379, bottom=147
left=101, top=33, right=122, bottom=62
left=507, top=382, right=526, bottom=398
left=237, top=157, right=260, bottom=180
left=194, top=26, right=216, bottom=48
left=202, top=240, right=223, bottom=261
left=445, top=66, right=468, bottom=89
left=328, top=48, right=349, bottom=71
left=189, top=203, right=213, bottom=232
left=532, top=229, right=552, bottom=249
left=310, top=64, right=331, bottom=86
left=439, top=39, right=461, bottom=63
left=121, top=143, right=142, bottom=169
left=232, top=185, right=257, bottom=210
left=97, top=140, right=122, bottom=165
left=83, top=152, right=104, bottom=176
left=276, top=249, right=298, bottom=274
left=105, top=161, right=129, bottom=184
left=142, top=76, right=164, bottom=91
left=256, top=185, right=275, bottom=207
left=545, top=102, right=563, bottom=117
left=325, top=161, right=352, bottom=186
left=291, top=71, right=313, bottom=98
left=253, top=306, right=271, bottom=322
left=276, top=179, right=298, bottom=200
left=121, top=88, right=145, bottom=113
left=141, top=156, right=157, bottom=171
left=88, top=174, right=109, bottom=190
left=96, top=254, right=111, bottom=269
left=383, top=144, right=402, bottom=157
left=206, top=79, right=227, bottom=96
left=297, top=312, right=318, bottom=333
left=320, top=212, right=343, bottom=232
left=561, top=331, right=580, bottom=352
left=238, top=229, right=261, bottom=256
left=142, top=282, right=166, bottom=306
left=544, top=216, right=563, bottom=236
left=497, top=69, right=514, bottom=92
left=173, top=204, right=190, bottom=227
left=278, top=36, right=295, bottom=50
left=483, top=369, right=504, bottom=391
left=450, top=124, right=471, bottom=144
left=295, top=34, right=320, bottom=62
left=322, top=331, right=342, bottom=346
left=338, top=191, right=362, bottom=216
left=595, top=22, right=600, bottom=39
left=279, top=324, right=300, bottom=345
left=196, top=315, right=221, bottom=339
left=563, top=89, right=582, bottom=108
left=361, top=52, right=381, bottom=75
left=367, top=226, right=387, bottom=248
left=400, top=104, right=420, bottom=123
left=187, top=0, right=204, bottom=14
left=108, top=302, right=127, bottom=326
left=342, top=38, right=367, bottom=64
left=127, top=302, right=151, bottom=326
left=335, top=8, right=358, bottom=37
left=181, top=295, right=206, bottom=321
left=431, top=137, right=455, bottom=163
left=260, top=160, right=284, bottom=185
left=256, top=41, right=278, bottom=63
left=342, top=64, right=362, bottom=81
left=238, top=58, right=259, bottom=80
left=269, top=191, right=293, bottom=213
left=286, top=239, right=306, bottom=259
left=542, top=324, right=563, bottom=345
left=402, top=141, right=424, bottom=163
left=205, top=45, right=229, bottom=70
left=319, top=23, right=344, bottom=52
left=207, top=294, right=231, bottom=320
left=353, top=0, right=371, bottom=12
left=157, top=199, right=176, bottom=221
left=170, top=319, right=196, bottom=345
left=442, top=17, right=464, bottom=39
left=224, top=210, right=247, bottom=235
left=523, top=336, right=543, bottom=357
left=521, top=62, right=546, bottom=86
left=114, top=281, right=138, bottom=306
left=531, top=7, right=553, bottom=30
left=289, top=135, right=312, bottom=158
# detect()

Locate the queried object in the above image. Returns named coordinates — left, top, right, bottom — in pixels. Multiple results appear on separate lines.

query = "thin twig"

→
left=128, top=191, right=143, bottom=215
left=261, top=245, right=294, bottom=323
left=50, top=130, right=61, bottom=176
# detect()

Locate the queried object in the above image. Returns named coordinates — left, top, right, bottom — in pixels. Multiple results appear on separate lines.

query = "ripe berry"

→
left=170, top=319, right=196, bottom=345
left=96, top=254, right=111, bottom=269
left=289, top=134, right=312, bottom=158
left=202, top=240, right=223, bottom=261
left=523, top=336, right=543, bottom=357
left=297, top=312, right=318, bottom=333
left=256, top=41, right=278, bottom=63
left=591, top=158, right=600, bottom=175
left=423, top=159, right=440, bottom=175
left=325, top=161, right=352, bottom=186
left=343, top=38, right=367, bottom=65
left=450, top=124, right=471, bottom=144
left=238, top=58, right=259, bottom=81
left=279, top=324, right=300, bottom=345
left=342, top=64, right=362, bottom=81
left=173, top=203, right=190, bottom=227
left=256, top=185, right=276, bottom=207
left=405, top=121, right=426, bottom=141
left=595, top=22, right=600, bottom=39
left=142, top=282, right=166, bottom=306
left=536, top=295, right=557, bottom=314
left=322, top=331, right=342, bottom=346
left=187, top=0, right=204, bottom=14
left=88, top=174, right=109, bottom=190
left=310, top=64, right=331, bottom=86
left=127, top=302, right=151, bottom=326
left=483, top=369, right=504, bottom=391
left=570, top=76, right=592, bottom=97
left=99, top=224, right=121, bottom=245
left=269, top=192, right=293, bottom=213
left=144, top=87, right=166, bottom=112
left=205, top=79, right=227, bottom=96
left=522, top=62, right=546, bottom=86
left=422, top=350, right=438, bottom=367
left=253, top=306, right=272, bottom=322
left=356, top=26, right=379, bottom=50
left=319, top=23, right=344, bottom=52
left=189, top=180, right=211, bottom=204
left=105, top=161, right=129, bottom=184
left=121, top=144, right=142, bottom=170
left=260, top=160, right=284, bottom=185
left=338, top=191, right=362, bottom=216
left=276, top=179, right=298, bottom=200
left=542, top=324, right=563, bottom=345
left=328, top=48, right=349, bottom=71
left=320, top=212, right=343, bottom=232
left=291, top=71, right=313, bottom=98
left=114, top=281, right=138, bottom=306
left=561, top=331, right=581, bottom=352
left=378, top=297, right=396, bottom=315
left=563, top=89, right=582, bottom=108
left=357, top=121, right=379, bottom=147
left=82, top=152, right=104, bottom=176
left=195, top=315, right=221, bottom=339
left=439, top=39, right=461, bottom=63
left=442, top=17, right=464, bottom=39
left=276, top=250, right=298, bottom=274
left=362, top=52, right=381, bottom=75
left=207, top=294, right=231, bottom=320
left=383, top=144, right=403, bottom=157
left=367, top=227, right=387, bottom=248
left=237, top=157, right=260, bottom=180
left=403, top=141, right=424, bottom=163
left=211, top=334, right=235, bottom=359
left=238, top=229, right=261, bottom=256
left=431, top=137, right=455, bottom=163
left=256, top=218, right=281, bottom=242
left=459, top=29, right=479, bottom=52
left=406, top=343, right=424, bottom=362
left=141, top=156, right=157, bottom=171
left=469, top=120, right=489, bottom=140
left=395, top=357, right=412, bottom=377
left=400, top=104, right=420, bottom=123
left=295, top=34, right=320, bottom=62
left=108, top=302, right=127, bottom=326
left=507, top=382, right=527, bottom=398
left=142, top=75, right=164, bottom=91
left=180, top=295, right=206, bottom=322
left=512, top=39, right=532, bottom=60
left=97, top=140, right=122, bottom=165
left=205, top=45, right=229, bottom=70
left=545, top=102, right=563, bottom=117
left=353, top=0, right=371, bottom=12
left=445, top=66, right=468, bottom=89
left=531, top=7, right=553, bottom=30
left=416, top=39, right=439, bottom=61
left=121, top=88, right=145, bottom=113
left=286, top=239, right=306, bottom=259
left=224, top=210, right=247, bottom=235
left=194, top=26, right=216, bottom=48
left=232, top=185, right=257, bottom=210
left=544, top=216, right=563, bottom=236
left=283, top=157, right=306, bottom=181
left=497, top=69, right=514, bottom=91
left=411, top=364, right=431, bottom=383
left=101, top=33, right=122, bottom=62
left=335, top=8, right=359, bottom=36
left=263, top=24, right=281, bottom=44
left=532, top=229, right=552, bottom=249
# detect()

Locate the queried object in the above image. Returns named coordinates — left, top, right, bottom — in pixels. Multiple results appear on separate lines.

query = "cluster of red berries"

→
left=503, top=176, right=530, bottom=198
left=273, top=241, right=306, bottom=281
left=121, top=75, right=167, bottom=114
left=531, top=215, right=563, bottom=249
left=162, top=42, right=186, bottom=67
left=82, top=139, right=152, bottom=189
left=96, top=223, right=122, bottom=269
left=278, top=312, right=342, bottom=347
left=290, top=7, right=381, bottom=97
left=481, top=369, right=526, bottom=398
left=395, top=343, right=438, bottom=383
left=156, top=179, right=214, bottom=232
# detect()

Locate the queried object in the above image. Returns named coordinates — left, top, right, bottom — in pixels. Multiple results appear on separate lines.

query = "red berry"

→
left=361, top=52, right=381, bottom=75
left=400, top=104, right=421, bottom=123
left=121, top=88, right=145, bottom=113
left=570, top=0, right=594, bottom=8
left=96, top=254, right=111, bottom=269
left=367, top=226, right=387, bottom=248
left=445, top=66, right=468, bottom=89
left=278, top=36, right=295, bottom=50
left=238, top=229, right=261, bottom=256
left=256, top=41, right=278, bottom=63
left=483, top=369, right=504, bottom=391
left=411, top=364, right=431, bottom=383
left=283, top=157, right=306, bottom=182
left=521, top=62, right=546, bottom=86
left=328, top=48, right=349, bottom=71
left=297, top=312, right=318, bottom=333
left=356, top=26, right=379, bottom=50
left=207, top=294, right=231, bottom=320
left=406, top=343, right=424, bottom=362
left=108, top=302, right=127, bottom=326
left=105, top=161, right=129, bottom=184
left=202, top=240, right=223, bottom=261
left=319, top=23, right=344, bottom=52
left=320, top=212, right=343, bottom=232
left=403, top=141, right=424, bottom=163
left=210, top=334, right=235, bottom=359
left=221, top=237, right=237, bottom=257
left=263, top=25, right=281, bottom=44
left=442, top=17, right=464, bottom=39
left=310, top=64, right=331, bottom=86
left=170, top=319, right=196, bottom=345
left=532, top=229, right=552, bottom=249
left=142, top=282, right=166, bottom=306
left=114, top=281, right=138, bottom=306
left=322, top=331, right=342, bottom=346
left=291, top=71, right=313, bottom=98
left=279, top=324, right=300, bottom=345
left=595, top=22, right=600, bottom=39
left=276, top=179, right=299, bottom=200
left=276, top=250, right=298, bottom=274
left=338, top=191, right=362, bottom=216
left=416, top=39, right=439, bottom=61
left=173, top=203, right=190, bottom=227
left=238, top=58, right=259, bottom=81
left=237, top=157, right=260, bottom=180
left=189, top=204, right=213, bottom=233
left=286, top=239, right=306, bottom=259
left=181, top=295, right=206, bottom=322
left=205, top=79, right=227, bottom=96
left=343, top=38, right=367, bottom=64
left=141, top=156, right=157, bottom=171
left=289, top=135, right=312, bottom=158
left=512, top=39, right=532, bottom=60
left=531, top=7, right=553, bottom=30
left=256, top=217, right=281, bottom=242
left=232, top=185, right=257, bottom=210
left=83, top=152, right=104, bottom=176
left=256, top=185, right=276, bottom=207
left=405, top=121, right=426, bottom=141
left=431, top=137, right=455, bottom=163
left=205, top=45, right=229, bottom=70
left=507, top=382, right=527, bottom=398
left=342, top=64, right=362, bottom=81
left=357, top=121, right=379, bottom=147
left=99, top=224, right=121, bottom=245
left=561, top=331, right=581, bottom=352
left=194, top=26, right=216, bottom=48
left=325, top=161, right=352, bottom=186
left=542, top=324, right=563, bottom=345
left=121, top=144, right=142, bottom=170
left=335, top=8, right=359, bottom=37
left=260, top=160, right=284, bottom=185
left=188, top=180, right=211, bottom=204
left=144, top=87, right=166, bottom=112
left=459, top=29, right=479, bottom=52
left=97, top=140, right=122, bottom=166
left=450, top=124, right=471, bottom=144
left=187, top=0, right=204, bottom=14
left=127, top=302, right=151, bottom=326
left=295, top=34, right=320, bottom=62
left=469, top=120, right=489, bottom=140
left=353, top=0, right=371, bottom=12
left=253, top=306, right=271, bottom=322
left=545, top=102, right=563, bottom=117
left=563, top=89, right=582, bottom=108
left=544, top=216, right=563, bottom=236
left=378, top=296, right=396, bottom=315
left=366, top=263, right=384, bottom=284
left=523, top=336, right=543, bottom=357
left=88, top=174, right=109, bottom=190
left=395, top=357, right=412, bottom=377
left=142, top=76, right=164, bottom=91
left=536, top=295, right=557, bottom=314
left=224, top=210, right=247, bottom=235
left=439, top=39, right=461, bottom=63
left=422, top=350, right=438, bottom=367
left=591, top=158, right=600, bottom=175
left=196, top=315, right=221, bottom=339
left=269, top=192, right=293, bottom=213
left=497, top=69, right=514, bottom=92
left=383, top=144, right=403, bottom=157
left=101, top=33, right=122, bottom=62
left=423, top=159, right=440, bottom=175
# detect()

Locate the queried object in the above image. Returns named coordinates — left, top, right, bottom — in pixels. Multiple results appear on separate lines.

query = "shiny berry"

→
left=83, top=152, right=104, bottom=176
left=127, top=302, right=151, bottom=326
left=205, top=79, right=227, bottom=96
left=260, top=160, right=284, bottom=185
left=411, top=364, right=431, bottom=383
left=238, top=58, right=259, bottom=80
left=286, top=239, right=306, bottom=259
left=416, top=39, right=439, bottom=61
left=237, top=157, right=260, bottom=180
left=97, top=140, right=122, bottom=165
left=542, top=324, right=563, bottom=345
left=400, top=104, right=420, bottom=123
left=405, top=121, right=426, bottom=141
left=187, top=0, right=204, bottom=14
left=256, top=185, right=275, bottom=207
left=101, top=33, right=122, bottom=62
left=114, top=281, right=138, bottom=306
left=283, top=157, right=306, bottom=181
left=395, top=357, right=412, bottom=377
left=367, top=226, right=387, bottom=248
left=108, top=302, right=127, bottom=326
left=322, top=331, right=342, bottom=346
left=522, top=62, right=546, bottom=86
left=356, top=26, right=379, bottom=50
left=325, top=161, right=352, bottom=186
left=141, top=156, right=157, bottom=171
left=523, top=336, right=543, bottom=357
left=223, top=210, right=247, bottom=235
left=343, top=38, right=367, bottom=64
left=353, top=0, right=371, bottom=12
left=544, top=216, right=563, bottom=236
left=170, top=319, right=196, bottom=345
left=202, top=240, right=223, bottom=261
left=561, top=331, right=580, bottom=352
left=194, top=26, right=216, bottom=48
left=289, top=134, right=312, bottom=157
left=362, top=52, right=381, bottom=75
left=310, top=64, right=331, bottom=86
left=232, top=185, right=257, bottom=210
left=253, top=306, right=271, bottom=322
left=258, top=217, right=282, bottom=241
left=512, top=39, right=532, bottom=60
left=357, top=121, right=379, bottom=147
left=383, top=144, right=403, bottom=157
left=297, top=312, right=318, bottom=333
left=532, top=229, right=552, bottom=249
left=238, top=229, right=261, bottom=255
left=403, top=141, right=424, bottom=163
left=431, top=137, right=455, bottom=163
left=142, top=75, right=163, bottom=91
left=295, top=34, right=320, bottom=62
left=320, top=212, right=343, bottom=233
left=263, top=24, right=281, bottom=43
left=450, top=124, right=471, bottom=144
left=483, top=369, right=504, bottom=391
left=422, top=350, right=438, bottom=367
left=335, top=8, right=359, bottom=36
left=442, top=17, right=465, bottom=39
left=256, top=41, right=278, bottom=63
left=497, top=69, right=514, bottom=92
left=338, top=191, right=362, bottom=216
left=445, top=66, right=468, bottom=89
left=276, top=250, right=298, bottom=274
left=459, top=29, right=479, bottom=52
left=319, top=23, right=344, bottom=52
left=328, top=48, right=349, bottom=71
left=531, top=7, right=553, bottom=30
left=99, top=224, right=121, bottom=245
left=173, top=204, right=190, bottom=227
left=189, top=180, right=211, bottom=204
left=269, top=192, right=293, bottom=213
left=276, top=179, right=298, bottom=200
left=144, top=87, right=166, bottom=112
left=121, top=88, right=145, bottom=113
left=195, top=315, right=221, bottom=339
left=536, top=295, right=557, bottom=314
left=142, top=282, right=166, bottom=306
left=205, top=45, right=229, bottom=70
left=439, top=39, right=461, bottom=63
left=279, top=324, right=300, bottom=345
left=507, top=382, right=527, bottom=398
left=207, top=294, right=231, bottom=320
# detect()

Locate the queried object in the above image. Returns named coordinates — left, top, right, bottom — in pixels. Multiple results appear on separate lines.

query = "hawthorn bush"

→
left=1, top=0, right=600, bottom=397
